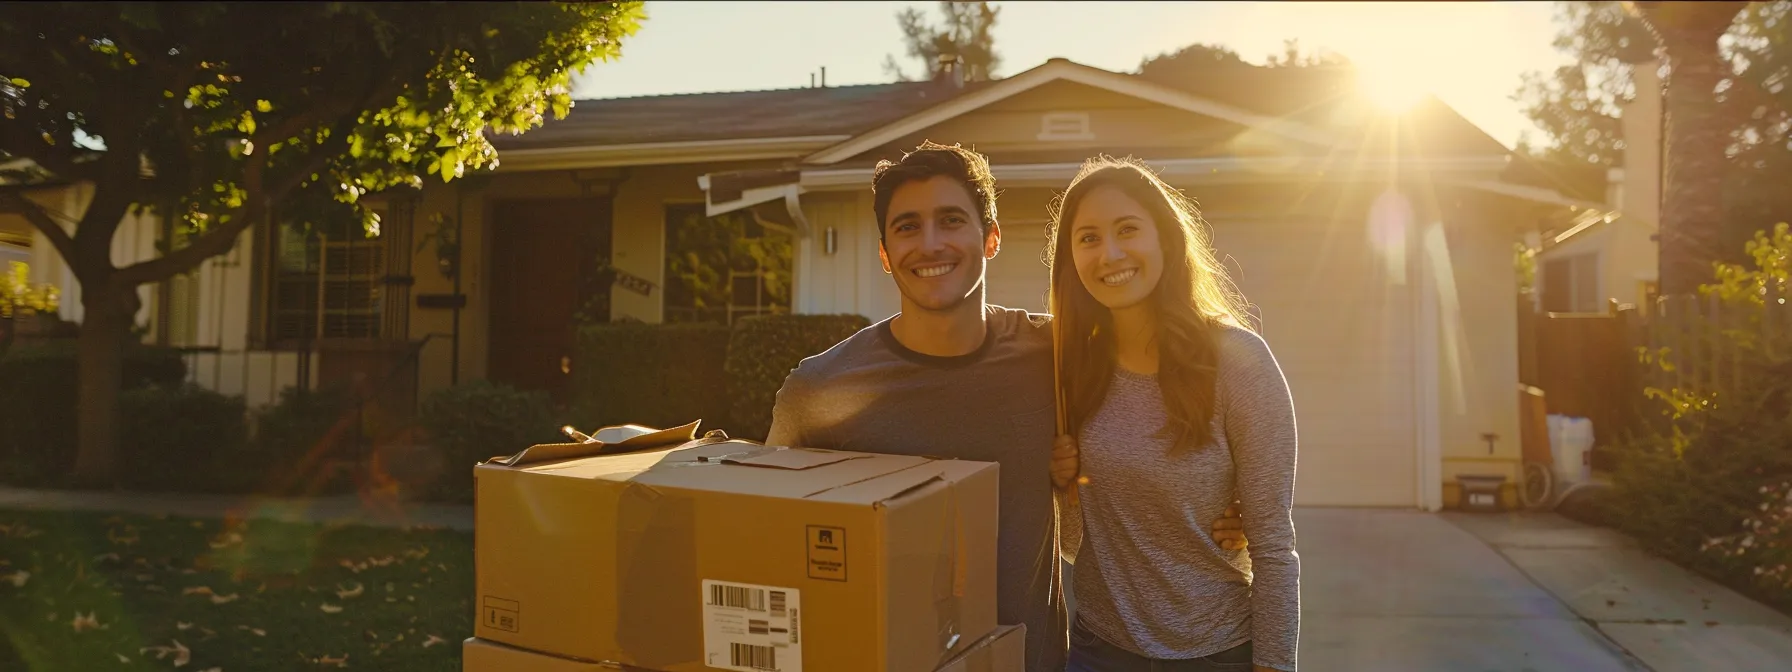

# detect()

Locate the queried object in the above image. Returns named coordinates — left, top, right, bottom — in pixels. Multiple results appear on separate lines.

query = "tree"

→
left=1627, top=0, right=1752, bottom=295
left=0, top=2, right=644, bottom=485
left=1513, top=1, right=1658, bottom=166
left=1137, top=39, right=1349, bottom=80
left=1518, top=1, right=1791, bottom=276
left=883, top=1, right=1001, bottom=82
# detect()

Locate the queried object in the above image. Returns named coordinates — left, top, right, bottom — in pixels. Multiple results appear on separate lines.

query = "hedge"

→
left=419, top=379, right=565, bottom=503
left=0, top=340, right=187, bottom=483
left=571, top=322, right=733, bottom=433
left=118, top=383, right=249, bottom=492
left=724, top=314, right=870, bottom=440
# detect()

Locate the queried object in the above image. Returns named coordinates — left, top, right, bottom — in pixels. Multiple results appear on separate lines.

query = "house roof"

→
left=488, top=80, right=988, bottom=150
left=495, top=58, right=1507, bottom=160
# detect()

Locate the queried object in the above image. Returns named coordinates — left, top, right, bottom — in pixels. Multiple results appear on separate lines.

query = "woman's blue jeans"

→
left=1066, top=615, right=1256, bottom=672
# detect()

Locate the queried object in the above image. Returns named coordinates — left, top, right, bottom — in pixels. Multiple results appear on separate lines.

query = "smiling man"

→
left=765, top=142, right=1242, bottom=671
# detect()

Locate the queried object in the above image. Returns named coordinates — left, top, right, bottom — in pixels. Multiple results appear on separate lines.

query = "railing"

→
left=170, top=346, right=309, bottom=412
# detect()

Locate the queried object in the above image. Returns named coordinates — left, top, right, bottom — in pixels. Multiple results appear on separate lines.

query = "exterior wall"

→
left=1607, top=59, right=1663, bottom=308
left=409, top=160, right=784, bottom=399
left=1433, top=192, right=1524, bottom=504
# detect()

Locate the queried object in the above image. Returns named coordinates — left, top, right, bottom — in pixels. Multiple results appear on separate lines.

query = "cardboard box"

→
left=463, top=637, right=617, bottom=671
left=934, top=625, right=1025, bottom=672
left=473, top=431, right=999, bottom=672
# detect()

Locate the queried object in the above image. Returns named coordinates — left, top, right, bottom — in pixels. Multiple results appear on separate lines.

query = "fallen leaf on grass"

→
left=0, top=523, right=42, bottom=539
left=423, top=634, right=447, bottom=648
left=310, top=653, right=348, bottom=667
left=234, top=625, right=266, bottom=637
left=367, top=556, right=396, bottom=568
left=183, top=586, right=215, bottom=596
left=2, top=570, right=29, bottom=588
left=200, top=668, right=221, bottom=672
left=319, top=603, right=343, bottom=614
left=140, top=639, right=191, bottom=667
left=71, top=612, right=100, bottom=632
left=116, top=653, right=130, bottom=663
left=208, top=533, right=243, bottom=550
left=211, top=593, right=239, bottom=605
left=106, top=528, right=140, bottom=547
left=178, top=622, right=194, bottom=631
left=334, top=582, right=364, bottom=600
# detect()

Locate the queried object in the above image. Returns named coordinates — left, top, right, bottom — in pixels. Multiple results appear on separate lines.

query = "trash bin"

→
left=1457, top=474, right=1507, bottom=513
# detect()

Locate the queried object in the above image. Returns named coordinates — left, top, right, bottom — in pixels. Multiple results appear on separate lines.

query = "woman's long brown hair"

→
left=1046, top=156, right=1255, bottom=450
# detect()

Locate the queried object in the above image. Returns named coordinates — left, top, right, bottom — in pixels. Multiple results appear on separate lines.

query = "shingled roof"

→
left=493, top=59, right=1511, bottom=165
left=489, top=80, right=988, bottom=150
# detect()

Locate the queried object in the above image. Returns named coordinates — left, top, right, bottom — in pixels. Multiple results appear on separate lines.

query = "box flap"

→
left=723, top=447, right=865, bottom=470
left=485, top=421, right=701, bottom=467
left=806, top=463, right=947, bottom=504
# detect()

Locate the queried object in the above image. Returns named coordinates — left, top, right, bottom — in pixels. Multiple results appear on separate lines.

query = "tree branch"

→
left=0, top=188, right=79, bottom=271
left=111, top=137, right=340, bottom=288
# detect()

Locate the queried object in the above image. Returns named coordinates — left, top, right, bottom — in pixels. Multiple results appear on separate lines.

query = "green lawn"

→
left=0, top=508, right=473, bottom=670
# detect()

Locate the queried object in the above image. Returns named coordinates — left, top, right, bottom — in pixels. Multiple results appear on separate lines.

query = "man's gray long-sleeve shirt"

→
left=766, top=305, right=1067, bottom=672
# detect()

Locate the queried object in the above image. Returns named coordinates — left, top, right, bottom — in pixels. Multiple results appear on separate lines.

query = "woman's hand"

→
left=1051, top=434, right=1081, bottom=490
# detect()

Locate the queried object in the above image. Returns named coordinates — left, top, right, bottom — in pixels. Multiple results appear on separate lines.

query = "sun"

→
left=1355, top=57, right=1432, bottom=113
left=1360, top=69, right=1429, bottom=112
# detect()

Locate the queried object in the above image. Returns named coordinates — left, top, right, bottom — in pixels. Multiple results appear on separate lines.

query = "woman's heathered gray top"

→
left=1061, top=324, right=1300, bottom=671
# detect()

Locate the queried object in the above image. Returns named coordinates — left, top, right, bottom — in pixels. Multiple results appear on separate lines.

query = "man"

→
left=766, top=141, right=1244, bottom=671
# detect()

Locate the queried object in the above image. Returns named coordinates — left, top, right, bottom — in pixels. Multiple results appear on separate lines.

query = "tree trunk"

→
left=69, top=283, right=139, bottom=487
left=1635, top=2, right=1749, bottom=296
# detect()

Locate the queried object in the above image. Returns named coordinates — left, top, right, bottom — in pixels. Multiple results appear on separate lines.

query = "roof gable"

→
left=801, top=59, right=1338, bottom=165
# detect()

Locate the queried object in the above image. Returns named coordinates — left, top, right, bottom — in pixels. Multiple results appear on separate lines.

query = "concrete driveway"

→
left=1067, top=508, right=1792, bottom=671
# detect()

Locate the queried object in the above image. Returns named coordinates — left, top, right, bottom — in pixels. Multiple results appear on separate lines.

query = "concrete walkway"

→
left=0, top=485, right=473, bottom=531
left=1447, top=511, right=1792, bottom=672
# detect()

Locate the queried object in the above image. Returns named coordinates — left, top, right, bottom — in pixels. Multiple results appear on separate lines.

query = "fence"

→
left=1521, top=282, right=1792, bottom=468
left=1639, top=284, right=1792, bottom=398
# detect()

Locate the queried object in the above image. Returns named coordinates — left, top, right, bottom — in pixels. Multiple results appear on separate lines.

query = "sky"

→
left=572, top=1, right=1576, bottom=149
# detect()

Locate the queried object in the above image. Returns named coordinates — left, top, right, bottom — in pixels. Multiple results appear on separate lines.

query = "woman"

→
left=1048, top=156, right=1299, bottom=672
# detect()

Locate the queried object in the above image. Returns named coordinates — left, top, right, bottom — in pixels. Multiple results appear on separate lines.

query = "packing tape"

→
left=933, top=480, right=966, bottom=667
left=614, top=481, right=702, bottom=669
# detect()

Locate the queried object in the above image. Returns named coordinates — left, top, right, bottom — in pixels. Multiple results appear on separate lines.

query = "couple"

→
left=766, top=141, right=1299, bottom=672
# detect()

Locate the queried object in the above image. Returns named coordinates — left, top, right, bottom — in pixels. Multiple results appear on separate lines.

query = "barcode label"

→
left=703, top=580, right=802, bottom=672
left=711, top=584, right=767, bottom=612
left=731, top=643, right=777, bottom=669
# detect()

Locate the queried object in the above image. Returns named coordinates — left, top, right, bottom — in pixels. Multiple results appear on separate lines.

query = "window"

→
left=265, top=205, right=387, bottom=343
left=1541, top=253, right=1601, bottom=313
left=662, top=203, right=792, bottom=324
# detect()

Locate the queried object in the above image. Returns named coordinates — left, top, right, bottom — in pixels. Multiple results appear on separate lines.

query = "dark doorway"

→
left=487, top=197, right=611, bottom=402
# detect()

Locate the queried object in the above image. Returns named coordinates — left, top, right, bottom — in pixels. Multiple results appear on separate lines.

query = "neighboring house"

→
left=13, top=56, right=1596, bottom=510
left=1531, top=60, right=1664, bottom=314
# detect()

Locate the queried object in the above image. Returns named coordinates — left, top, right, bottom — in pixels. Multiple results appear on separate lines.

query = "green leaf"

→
left=7, top=78, right=28, bottom=88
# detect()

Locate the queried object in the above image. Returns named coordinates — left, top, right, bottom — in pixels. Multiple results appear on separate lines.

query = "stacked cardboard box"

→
left=461, top=425, right=1025, bottom=672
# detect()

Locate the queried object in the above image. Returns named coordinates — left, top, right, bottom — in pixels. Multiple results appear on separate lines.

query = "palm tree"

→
left=1626, top=1, right=1752, bottom=295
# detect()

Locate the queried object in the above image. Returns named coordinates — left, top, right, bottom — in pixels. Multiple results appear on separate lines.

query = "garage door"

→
left=1213, top=217, right=1419, bottom=507
left=981, top=215, right=1419, bottom=507
left=985, top=221, right=1051, bottom=313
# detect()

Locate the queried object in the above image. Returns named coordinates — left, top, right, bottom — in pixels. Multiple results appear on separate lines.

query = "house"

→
left=1529, top=59, right=1664, bottom=315
left=12, top=56, right=1595, bottom=510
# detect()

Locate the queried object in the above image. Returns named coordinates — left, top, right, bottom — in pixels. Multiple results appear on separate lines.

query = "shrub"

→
left=1607, top=223, right=1792, bottom=610
left=118, top=383, right=249, bottom=492
left=723, top=314, right=870, bottom=440
left=242, top=384, right=363, bottom=494
left=418, top=379, right=563, bottom=503
left=0, top=340, right=186, bottom=484
left=570, top=322, right=731, bottom=432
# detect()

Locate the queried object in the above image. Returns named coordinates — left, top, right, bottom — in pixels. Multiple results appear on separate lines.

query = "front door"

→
left=487, top=197, right=611, bottom=403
